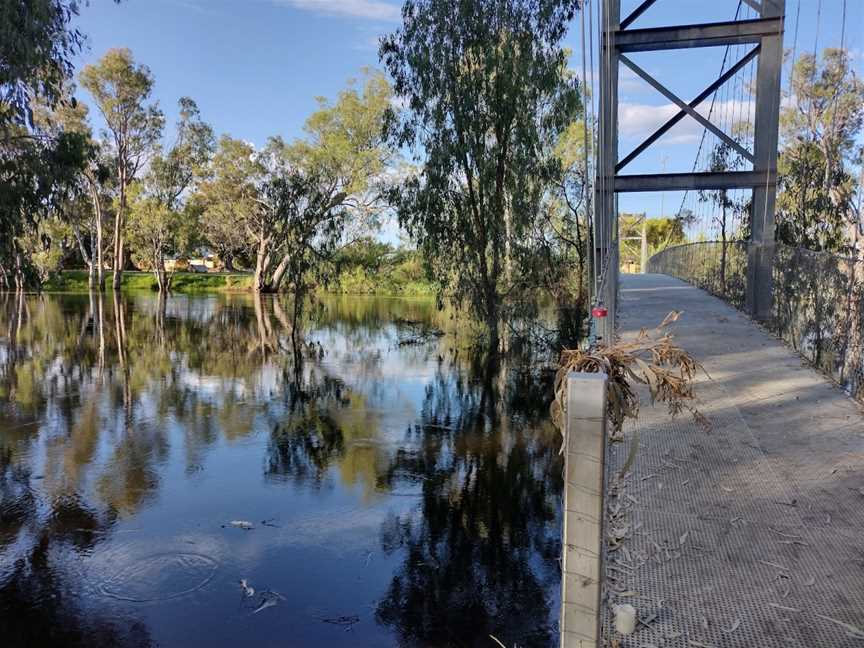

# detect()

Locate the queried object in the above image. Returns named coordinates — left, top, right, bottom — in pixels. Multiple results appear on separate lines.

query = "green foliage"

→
left=0, top=123, right=91, bottom=288
left=125, top=97, right=213, bottom=290
left=17, top=214, right=75, bottom=283
left=195, top=135, right=262, bottom=270
left=80, top=47, right=164, bottom=287
left=44, top=270, right=252, bottom=293
left=195, top=73, right=393, bottom=295
left=776, top=49, right=864, bottom=253
left=0, top=0, right=118, bottom=129
left=381, top=0, right=581, bottom=345
left=148, top=97, right=214, bottom=209
left=125, top=190, right=184, bottom=270
left=79, top=49, right=164, bottom=169
left=619, top=215, right=686, bottom=268
left=330, top=238, right=436, bottom=295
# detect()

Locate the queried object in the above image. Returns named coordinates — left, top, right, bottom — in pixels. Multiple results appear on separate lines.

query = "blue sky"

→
left=72, top=0, right=862, bottom=224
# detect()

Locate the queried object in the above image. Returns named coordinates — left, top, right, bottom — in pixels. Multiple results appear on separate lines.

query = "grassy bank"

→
left=43, top=270, right=253, bottom=293
left=329, top=266, right=437, bottom=296
left=42, top=268, right=435, bottom=296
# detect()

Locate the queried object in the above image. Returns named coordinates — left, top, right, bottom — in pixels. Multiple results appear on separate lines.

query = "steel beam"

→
left=616, top=45, right=759, bottom=172
left=614, top=171, right=774, bottom=193
left=615, top=17, right=782, bottom=52
left=618, top=54, right=754, bottom=163
left=746, top=0, right=785, bottom=321
left=620, top=0, right=658, bottom=30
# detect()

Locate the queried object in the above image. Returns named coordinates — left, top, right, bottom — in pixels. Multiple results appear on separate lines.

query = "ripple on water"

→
left=98, top=553, right=218, bottom=602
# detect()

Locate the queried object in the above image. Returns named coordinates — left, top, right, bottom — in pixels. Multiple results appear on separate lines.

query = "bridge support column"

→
left=746, top=0, right=785, bottom=321
left=593, top=0, right=619, bottom=346
left=592, top=0, right=785, bottom=329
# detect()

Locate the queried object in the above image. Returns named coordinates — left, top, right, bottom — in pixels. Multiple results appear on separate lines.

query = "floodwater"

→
left=0, top=291, right=565, bottom=648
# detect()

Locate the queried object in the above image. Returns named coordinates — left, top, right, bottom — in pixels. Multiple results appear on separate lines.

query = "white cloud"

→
left=277, top=0, right=400, bottom=20
left=619, top=100, right=756, bottom=146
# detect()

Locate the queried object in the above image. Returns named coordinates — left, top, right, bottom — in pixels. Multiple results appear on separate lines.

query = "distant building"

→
left=164, top=255, right=218, bottom=273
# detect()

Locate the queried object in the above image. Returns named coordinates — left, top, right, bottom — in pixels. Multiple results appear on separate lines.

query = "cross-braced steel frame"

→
left=592, top=0, right=785, bottom=343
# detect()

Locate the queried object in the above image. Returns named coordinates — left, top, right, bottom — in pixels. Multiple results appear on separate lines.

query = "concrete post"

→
left=561, top=372, right=608, bottom=648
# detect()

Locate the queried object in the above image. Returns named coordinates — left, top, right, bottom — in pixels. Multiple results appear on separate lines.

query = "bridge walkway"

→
left=600, top=273, right=864, bottom=647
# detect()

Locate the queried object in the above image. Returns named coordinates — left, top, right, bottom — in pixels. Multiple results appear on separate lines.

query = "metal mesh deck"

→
left=601, top=274, right=864, bottom=647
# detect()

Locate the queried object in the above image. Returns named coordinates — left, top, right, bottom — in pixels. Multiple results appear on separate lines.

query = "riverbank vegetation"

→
left=4, top=2, right=863, bottom=353
left=1, top=0, right=590, bottom=351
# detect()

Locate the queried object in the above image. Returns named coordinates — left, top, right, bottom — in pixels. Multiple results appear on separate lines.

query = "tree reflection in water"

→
left=375, top=360, right=563, bottom=647
left=0, top=291, right=566, bottom=647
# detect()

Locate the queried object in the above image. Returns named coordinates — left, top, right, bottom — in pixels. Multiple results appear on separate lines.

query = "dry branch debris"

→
left=551, top=311, right=708, bottom=434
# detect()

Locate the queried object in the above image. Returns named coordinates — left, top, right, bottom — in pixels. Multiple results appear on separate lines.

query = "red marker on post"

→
left=591, top=305, right=608, bottom=319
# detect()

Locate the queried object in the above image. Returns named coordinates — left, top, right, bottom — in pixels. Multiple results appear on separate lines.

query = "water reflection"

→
left=0, top=291, right=565, bottom=647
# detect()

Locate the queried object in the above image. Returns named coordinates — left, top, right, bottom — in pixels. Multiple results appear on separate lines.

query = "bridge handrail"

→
left=648, top=239, right=864, bottom=403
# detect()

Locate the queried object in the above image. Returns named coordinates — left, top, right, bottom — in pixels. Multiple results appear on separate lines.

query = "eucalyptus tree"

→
left=0, top=0, right=119, bottom=131
left=262, top=75, right=393, bottom=294
left=549, top=119, right=591, bottom=301
left=126, top=97, right=214, bottom=292
left=33, top=91, right=113, bottom=288
left=197, top=73, right=393, bottom=294
left=380, top=0, right=581, bottom=348
left=1, top=0, right=117, bottom=288
left=195, top=136, right=263, bottom=272
left=80, top=48, right=164, bottom=290
left=777, top=49, right=864, bottom=253
left=0, top=120, right=89, bottom=289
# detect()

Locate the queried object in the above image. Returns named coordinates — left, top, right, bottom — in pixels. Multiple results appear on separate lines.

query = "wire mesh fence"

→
left=647, top=241, right=748, bottom=310
left=649, top=241, right=864, bottom=402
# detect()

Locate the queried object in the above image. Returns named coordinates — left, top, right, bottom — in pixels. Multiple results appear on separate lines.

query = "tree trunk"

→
left=153, top=247, right=168, bottom=293
left=88, top=230, right=97, bottom=289
left=88, top=178, right=105, bottom=291
left=504, top=197, right=512, bottom=286
left=73, top=224, right=95, bottom=288
left=269, top=252, right=292, bottom=293
left=0, top=262, right=8, bottom=291
left=14, top=251, right=24, bottom=292
left=112, top=168, right=127, bottom=291
left=485, top=287, right=500, bottom=351
left=112, top=289, right=131, bottom=421
left=156, top=290, right=167, bottom=346
left=253, top=237, right=272, bottom=293
left=96, top=290, right=105, bottom=376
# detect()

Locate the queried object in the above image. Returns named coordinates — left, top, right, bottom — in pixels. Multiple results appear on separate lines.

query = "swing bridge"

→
left=560, top=1, right=864, bottom=646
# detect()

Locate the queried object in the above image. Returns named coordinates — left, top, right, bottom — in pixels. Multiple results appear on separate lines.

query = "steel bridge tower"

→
left=592, top=0, right=785, bottom=343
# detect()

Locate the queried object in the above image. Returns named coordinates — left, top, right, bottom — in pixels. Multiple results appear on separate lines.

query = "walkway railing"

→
left=649, top=241, right=864, bottom=402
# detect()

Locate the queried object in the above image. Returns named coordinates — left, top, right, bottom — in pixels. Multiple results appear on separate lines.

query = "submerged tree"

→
left=126, top=97, right=214, bottom=292
left=80, top=48, right=164, bottom=290
left=197, top=73, right=392, bottom=294
left=380, top=0, right=581, bottom=348
left=32, top=88, right=113, bottom=289
left=1, top=1, right=119, bottom=289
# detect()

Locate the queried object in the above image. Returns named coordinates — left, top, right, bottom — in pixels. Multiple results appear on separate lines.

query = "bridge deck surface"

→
left=600, top=273, right=864, bottom=647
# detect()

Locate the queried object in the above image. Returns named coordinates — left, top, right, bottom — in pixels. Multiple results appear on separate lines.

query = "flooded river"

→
left=0, top=292, right=564, bottom=647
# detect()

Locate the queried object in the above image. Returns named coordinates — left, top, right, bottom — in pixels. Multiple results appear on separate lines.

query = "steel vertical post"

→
left=594, top=0, right=620, bottom=345
left=747, top=0, right=785, bottom=320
